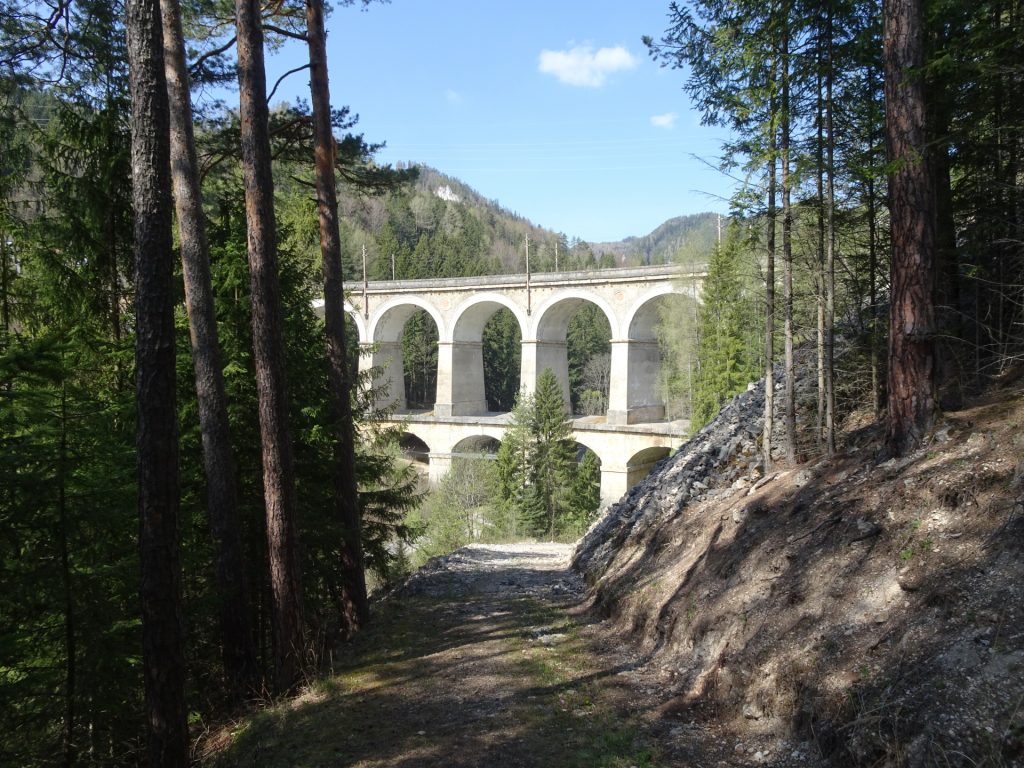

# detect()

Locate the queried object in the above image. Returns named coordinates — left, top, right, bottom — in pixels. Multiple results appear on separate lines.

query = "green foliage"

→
left=567, top=305, right=611, bottom=415
left=191, top=189, right=422, bottom=635
left=563, top=449, right=602, bottom=536
left=654, top=293, right=700, bottom=422
left=691, top=223, right=764, bottom=428
left=494, top=370, right=598, bottom=539
left=590, top=212, right=719, bottom=267
left=406, top=457, right=497, bottom=565
left=482, top=308, right=521, bottom=412
left=401, top=309, right=438, bottom=409
left=0, top=335, right=140, bottom=766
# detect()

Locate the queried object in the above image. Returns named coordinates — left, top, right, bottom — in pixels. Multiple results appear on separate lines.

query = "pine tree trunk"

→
left=161, top=0, right=258, bottom=698
left=781, top=19, right=797, bottom=463
left=306, top=0, right=369, bottom=635
left=815, top=55, right=826, bottom=448
left=58, top=378, right=76, bottom=767
left=824, top=2, right=836, bottom=455
left=883, top=0, right=937, bottom=455
left=124, top=0, right=188, bottom=759
left=763, top=108, right=777, bottom=472
left=867, top=64, right=882, bottom=419
left=235, top=0, right=306, bottom=693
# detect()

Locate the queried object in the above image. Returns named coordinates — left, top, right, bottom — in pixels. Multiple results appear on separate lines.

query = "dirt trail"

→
left=214, top=543, right=687, bottom=767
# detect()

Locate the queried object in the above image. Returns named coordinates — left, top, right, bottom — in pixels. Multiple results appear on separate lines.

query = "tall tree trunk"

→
left=781, top=17, right=797, bottom=463
left=815, top=48, right=826, bottom=448
left=124, top=0, right=188, bottom=759
left=867, top=64, right=883, bottom=419
left=763, top=103, right=778, bottom=472
left=1, top=229, right=10, bottom=339
left=824, top=0, right=836, bottom=455
left=58, top=376, right=76, bottom=767
left=161, top=0, right=258, bottom=698
left=305, top=0, right=369, bottom=635
left=235, top=0, right=306, bottom=693
left=926, top=23, right=960, bottom=403
left=883, top=0, right=937, bottom=455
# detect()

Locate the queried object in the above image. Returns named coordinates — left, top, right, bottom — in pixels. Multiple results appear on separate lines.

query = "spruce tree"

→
left=530, top=368, right=575, bottom=537
left=692, top=225, right=762, bottom=428
left=565, top=449, right=601, bottom=536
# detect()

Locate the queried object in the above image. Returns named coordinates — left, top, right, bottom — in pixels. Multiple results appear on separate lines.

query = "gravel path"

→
left=395, top=542, right=585, bottom=600
left=215, top=542, right=674, bottom=767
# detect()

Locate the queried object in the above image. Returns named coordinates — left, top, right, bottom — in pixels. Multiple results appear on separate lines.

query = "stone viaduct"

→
left=316, top=263, right=704, bottom=505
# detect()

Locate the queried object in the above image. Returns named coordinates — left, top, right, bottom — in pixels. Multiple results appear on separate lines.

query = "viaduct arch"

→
left=314, top=264, right=704, bottom=505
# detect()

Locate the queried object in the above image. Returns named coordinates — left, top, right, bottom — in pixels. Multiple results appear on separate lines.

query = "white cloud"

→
left=445, top=89, right=463, bottom=104
left=650, top=112, right=678, bottom=129
left=537, top=45, right=637, bottom=88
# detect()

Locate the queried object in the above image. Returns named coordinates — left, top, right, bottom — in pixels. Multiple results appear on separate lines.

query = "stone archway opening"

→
left=398, top=432, right=431, bottom=490
left=368, top=301, right=442, bottom=413
left=401, top=309, right=439, bottom=411
left=626, top=446, right=672, bottom=489
left=533, top=296, right=613, bottom=418
left=398, top=432, right=431, bottom=465
left=566, top=305, right=612, bottom=417
left=482, top=309, right=521, bottom=413
left=443, top=297, right=526, bottom=417
left=627, top=292, right=698, bottom=424
left=452, top=435, right=502, bottom=460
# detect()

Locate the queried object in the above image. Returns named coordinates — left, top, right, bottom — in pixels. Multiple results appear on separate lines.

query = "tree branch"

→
left=189, top=36, right=237, bottom=75
left=266, top=63, right=310, bottom=104
left=263, top=24, right=308, bottom=42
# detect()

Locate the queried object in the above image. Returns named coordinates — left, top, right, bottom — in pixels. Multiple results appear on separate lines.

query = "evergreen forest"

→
left=0, top=0, right=1021, bottom=763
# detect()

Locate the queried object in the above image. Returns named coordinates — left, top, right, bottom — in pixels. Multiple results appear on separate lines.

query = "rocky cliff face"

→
left=573, top=369, right=1024, bottom=766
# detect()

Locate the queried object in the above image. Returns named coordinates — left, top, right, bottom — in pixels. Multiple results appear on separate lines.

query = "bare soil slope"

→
left=575, top=388, right=1024, bottom=766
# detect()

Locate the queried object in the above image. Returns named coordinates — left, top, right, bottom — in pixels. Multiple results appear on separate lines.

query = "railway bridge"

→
left=317, top=264, right=703, bottom=504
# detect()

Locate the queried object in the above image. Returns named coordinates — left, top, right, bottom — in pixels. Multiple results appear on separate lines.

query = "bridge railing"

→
left=359, top=263, right=704, bottom=293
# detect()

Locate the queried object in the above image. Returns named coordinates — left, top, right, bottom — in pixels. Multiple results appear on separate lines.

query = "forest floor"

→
left=205, top=542, right=741, bottom=767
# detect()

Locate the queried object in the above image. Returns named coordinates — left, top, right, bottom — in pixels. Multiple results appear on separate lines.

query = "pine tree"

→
left=564, top=449, right=601, bottom=536
left=305, top=0, right=368, bottom=635
left=883, top=0, right=937, bottom=454
left=692, top=225, right=763, bottom=427
left=530, top=368, right=575, bottom=537
left=494, top=392, right=534, bottom=535
left=234, top=0, right=306, bottom=692
left=125, top=0, right=189, bottom=755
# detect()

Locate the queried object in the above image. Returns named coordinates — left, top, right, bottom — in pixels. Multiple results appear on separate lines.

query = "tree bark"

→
left=815, top=50, right=826, bottom=448
left=161, top=0, right=258, bottom=698
left=781, top=16, right=797, bottom=463
left=235, top=0, right=305, bottom=693
left=124, top=0, right=189, bottom=759
left=824, top=0, right=836, bottom=455
left=305, top=0, right=369, bottom=635
left=763, top=103, right=777, bottom=472
left=883, top=0, right=938, bottom=455
left=58, top=377, right=76, bottom=767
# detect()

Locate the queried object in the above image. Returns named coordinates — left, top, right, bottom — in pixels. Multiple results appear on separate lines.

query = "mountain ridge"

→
left=331, top=163, right=719, bottom=277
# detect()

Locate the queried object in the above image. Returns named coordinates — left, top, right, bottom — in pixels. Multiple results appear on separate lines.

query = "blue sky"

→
left=262, top=1, right=736, bottom=243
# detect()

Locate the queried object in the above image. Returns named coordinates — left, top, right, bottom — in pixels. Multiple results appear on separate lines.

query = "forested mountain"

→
left=590, top=212, right=719, bottom=267
left=316, top=164, right=716, bottom=281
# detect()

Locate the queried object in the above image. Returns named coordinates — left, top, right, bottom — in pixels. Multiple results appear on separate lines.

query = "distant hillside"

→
left=590, top=213, right=720, bottom=267
left=318, top=165, right=717, bottom=281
